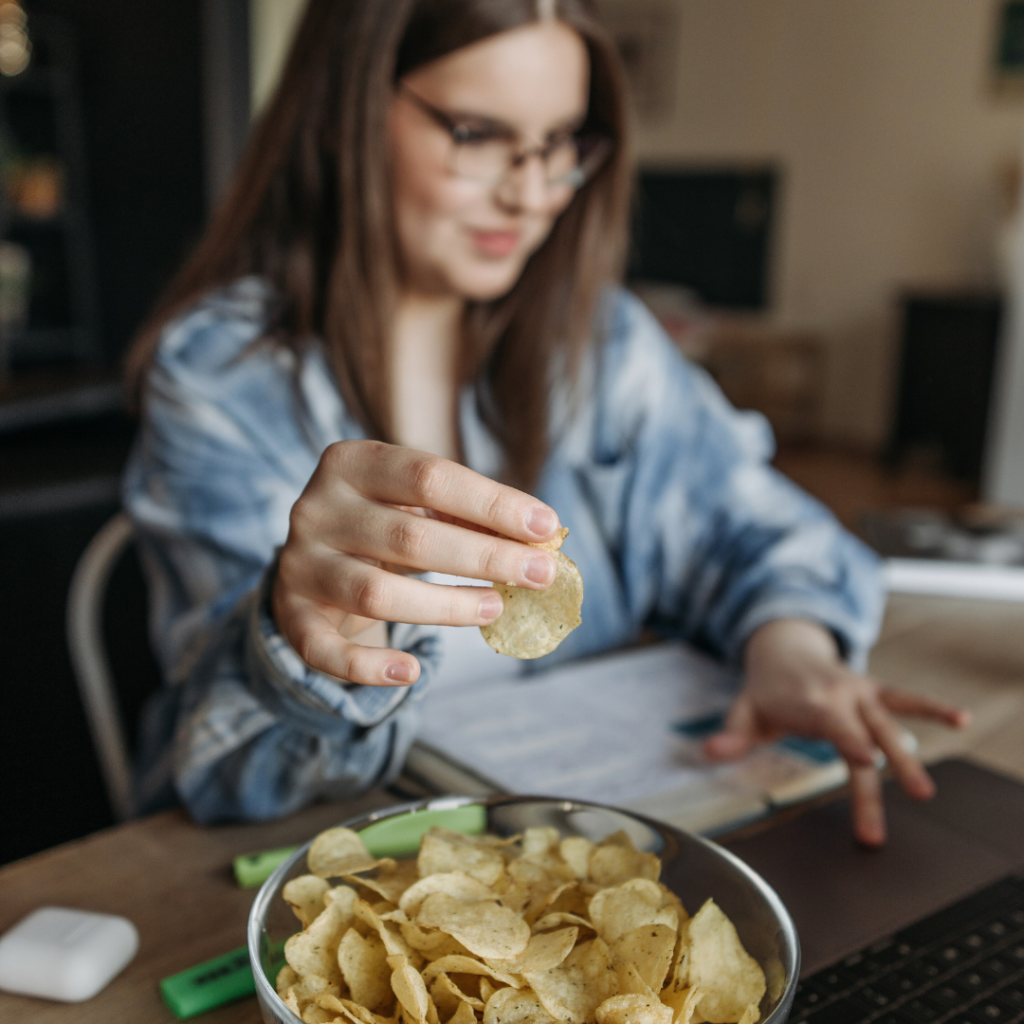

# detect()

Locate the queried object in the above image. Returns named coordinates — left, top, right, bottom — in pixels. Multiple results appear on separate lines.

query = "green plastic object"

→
left=160, top=945, right=255, bottom=1019
left=233, top=845, right=299, bottom=889
left=358, top=803, right=487, bottom=858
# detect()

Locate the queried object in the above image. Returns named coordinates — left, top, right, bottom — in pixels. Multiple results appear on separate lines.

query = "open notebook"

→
left=405, top=641, right=854, bottom=835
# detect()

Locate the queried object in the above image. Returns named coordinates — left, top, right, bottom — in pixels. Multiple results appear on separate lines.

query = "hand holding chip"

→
left=272, top=440, right=564, bottom=688
left=702, top=618, right=971, bottom=848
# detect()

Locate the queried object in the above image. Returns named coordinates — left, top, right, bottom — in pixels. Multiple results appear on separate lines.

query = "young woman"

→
left=125, top=0, right=966, bottom=844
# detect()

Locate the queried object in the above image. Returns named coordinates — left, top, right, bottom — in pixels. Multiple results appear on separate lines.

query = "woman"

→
left=125, top=0, right=965, bottom=844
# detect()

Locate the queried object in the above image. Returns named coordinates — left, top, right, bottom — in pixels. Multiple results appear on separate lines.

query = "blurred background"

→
left=3, top=0, right=1024, bottom=864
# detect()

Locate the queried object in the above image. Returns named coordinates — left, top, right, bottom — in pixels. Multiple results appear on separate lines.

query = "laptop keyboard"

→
left=790, top=874, right=1024, bottom=1024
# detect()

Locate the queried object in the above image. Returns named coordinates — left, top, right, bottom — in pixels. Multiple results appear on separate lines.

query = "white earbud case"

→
left=0, top=906, right=139, bottom=1002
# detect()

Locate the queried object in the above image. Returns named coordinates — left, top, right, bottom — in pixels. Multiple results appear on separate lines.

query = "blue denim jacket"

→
left=123, top=277, right=884, bottom=822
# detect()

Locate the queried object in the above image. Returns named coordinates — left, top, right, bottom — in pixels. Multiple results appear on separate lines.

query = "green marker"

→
left=160, top=946, right=255, bottom=1019
left=233, top=845, right=298, bottom=889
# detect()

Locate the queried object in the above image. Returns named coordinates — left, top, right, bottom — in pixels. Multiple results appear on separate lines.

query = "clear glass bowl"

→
left=248, top=794, right=800, bottom=1024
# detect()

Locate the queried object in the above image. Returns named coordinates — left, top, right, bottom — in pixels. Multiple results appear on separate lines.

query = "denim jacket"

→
left=123, top=277, right=884, bottom=822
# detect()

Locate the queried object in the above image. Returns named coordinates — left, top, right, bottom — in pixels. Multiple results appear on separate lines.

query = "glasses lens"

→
left=450, top=138, right=516, bottom=184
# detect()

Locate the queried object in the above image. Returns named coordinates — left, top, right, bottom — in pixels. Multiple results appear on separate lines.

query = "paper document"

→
left=412, top=642, right=852, bottom=835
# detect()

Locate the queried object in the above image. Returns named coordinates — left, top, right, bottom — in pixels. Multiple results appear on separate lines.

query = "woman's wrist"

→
left=744, top=618, right=842, bottom=678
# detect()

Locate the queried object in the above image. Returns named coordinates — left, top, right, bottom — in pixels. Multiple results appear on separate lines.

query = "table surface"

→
left=4, top=593, right=1024, bottom=1023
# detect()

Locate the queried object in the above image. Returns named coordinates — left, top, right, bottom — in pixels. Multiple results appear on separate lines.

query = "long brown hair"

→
left=127, top=0, right=632, bottom=489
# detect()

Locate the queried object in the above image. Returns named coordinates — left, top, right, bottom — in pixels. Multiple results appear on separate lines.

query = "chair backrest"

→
left=66, top=512, right=137, bottom=821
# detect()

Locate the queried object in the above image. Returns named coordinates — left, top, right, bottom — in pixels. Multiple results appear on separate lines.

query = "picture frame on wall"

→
left=993, top=0, right=1024, bottom=95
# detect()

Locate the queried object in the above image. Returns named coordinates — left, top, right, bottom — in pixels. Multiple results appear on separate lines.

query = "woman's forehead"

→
left=403, top=20, right=590, bottom=130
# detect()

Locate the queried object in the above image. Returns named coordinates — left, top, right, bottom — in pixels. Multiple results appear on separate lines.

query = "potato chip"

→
left=318, top=994, right=395, bottom=1024
left=285, top=891, right=354, bottom=981
left=610, top=924, right=676, bottom=993
left=595, top=993, right=674, bottom=1024
left=485, top=926, right=577, bottom=974
left=522, top=937, right=617, bottom=1023
left=421, top=955, right=522, bottom=990
left=309, top=827, right=394, bottom=879
left=302, top=1004, right=335, bottom=1024
left=479, top=977, right=499, bottom=1004
left=589, top=835, right=660, bottom=888
left=346, top=860, right=421, bottom=906
left=531, top=911, right=594, bottom=934
left=430, top=971, right=485, bottom=1013
left=284, top=875, right=332, bottom=928
left=448, top=1000, right=478, bottom=1024
left=419, top=828, right=506, bottom=886
left=686, top=900, right=765, bottom=1024
left=400, top=870, right=498, bottom=916
left=286, top=974, right=341, bottom=1017
left=589, top=879, right=679, bottom=944
left=559, top=837, right=594, bottom=880
left=354, top=899, right=422, bottom=963
left=388, top=954, right=433, bottom=1024
left=417, top=894, right=531, bottom=960
left=483, top=986, right=561, bottom=1024
left=615, top=961, right=658, bottom=999
left=660, top=986, right=703, bottom=1024
left=277, top=964, right=299, bottom=997
left=480, top=530, right=583, bottom=659
left=522, top=827, right=562, bottom=858
left=338, top=928, right=393, bottom=1011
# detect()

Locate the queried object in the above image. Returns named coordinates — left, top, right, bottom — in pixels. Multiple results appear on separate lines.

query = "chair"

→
left=65, top=512, right=139, bottom=821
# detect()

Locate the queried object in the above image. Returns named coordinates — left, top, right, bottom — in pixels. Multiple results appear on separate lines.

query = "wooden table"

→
left=3, top=593, right=1024, bottom=1022
left=0, top=790, right=401, bottom=1023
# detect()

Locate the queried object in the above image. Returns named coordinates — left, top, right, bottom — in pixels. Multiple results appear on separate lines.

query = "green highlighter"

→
left=160, top=946, right=255, bottom=1019
left=233, top=845, right=299, bottom=889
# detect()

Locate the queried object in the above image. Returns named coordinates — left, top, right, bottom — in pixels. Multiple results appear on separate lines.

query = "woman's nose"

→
left=494, top=153, right=554, bottom=214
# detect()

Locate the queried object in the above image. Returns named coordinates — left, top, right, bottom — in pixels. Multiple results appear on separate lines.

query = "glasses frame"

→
left=398, top=84, right=613, bottom=192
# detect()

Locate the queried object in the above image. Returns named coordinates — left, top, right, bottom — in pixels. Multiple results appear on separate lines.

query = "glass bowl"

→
left=248, top=794, right=800, bottom=1024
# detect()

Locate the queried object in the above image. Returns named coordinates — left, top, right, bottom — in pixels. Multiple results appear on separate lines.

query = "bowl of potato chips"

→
left=248, top=795, right=800, bottom=1024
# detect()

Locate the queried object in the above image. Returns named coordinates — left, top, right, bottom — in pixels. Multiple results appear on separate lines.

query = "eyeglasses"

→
left=399, top=84, right=614, bottom=192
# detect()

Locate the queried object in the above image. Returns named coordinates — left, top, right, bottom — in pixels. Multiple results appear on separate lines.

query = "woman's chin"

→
left=449, top=259, right=527, bottom=302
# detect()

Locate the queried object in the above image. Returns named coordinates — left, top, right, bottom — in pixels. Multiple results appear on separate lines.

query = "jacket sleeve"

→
left=591, top=292, right=885, bottom=668
left=123, top=294, right=436, bottom=823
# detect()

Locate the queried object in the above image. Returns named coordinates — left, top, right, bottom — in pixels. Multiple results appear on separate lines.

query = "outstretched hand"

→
left=703, top=618, right=970, bottom=846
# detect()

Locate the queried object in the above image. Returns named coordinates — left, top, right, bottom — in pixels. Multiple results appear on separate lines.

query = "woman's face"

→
left=389, top=20, right=590, bottom=301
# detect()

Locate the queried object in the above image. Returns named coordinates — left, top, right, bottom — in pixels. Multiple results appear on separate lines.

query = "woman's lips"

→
left=470, top=229, right=520, bottom=258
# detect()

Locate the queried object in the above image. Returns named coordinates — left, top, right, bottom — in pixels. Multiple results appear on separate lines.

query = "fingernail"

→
left=527, top=507, right=558, bottom=538
left=479, top=592, right=504, bottom=622
left=523, top=554, right=555, bottom=585
left=384, top=663, right=415, bottom=683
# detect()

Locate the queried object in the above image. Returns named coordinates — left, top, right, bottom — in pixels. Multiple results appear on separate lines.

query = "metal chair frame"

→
left=65, top=511, right=137, bottom=821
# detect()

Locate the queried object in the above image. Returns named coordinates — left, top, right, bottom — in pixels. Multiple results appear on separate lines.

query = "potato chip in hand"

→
left=480, top=527, right=583, bottom=659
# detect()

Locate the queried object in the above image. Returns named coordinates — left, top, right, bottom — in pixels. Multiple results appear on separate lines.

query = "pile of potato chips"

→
left=480, top=527, right=583, bottom=660
left=276, top=824, right=766, bottom=1024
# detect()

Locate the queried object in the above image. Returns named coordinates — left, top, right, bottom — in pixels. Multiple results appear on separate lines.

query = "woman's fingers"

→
left=859, top=695, right=936, bottom=801
left=879, top=688, right=971, bottom=728
left=323, top=441, right=560, bottom=543
left=848, top=761, right=886, bottom=847
left=322, top=500, right=557, bottom=589
left=297, top=551, right=507, bottom=627
left=280, top=599, right=421, bottom=686
left=703, top=695, right=760, bottom=760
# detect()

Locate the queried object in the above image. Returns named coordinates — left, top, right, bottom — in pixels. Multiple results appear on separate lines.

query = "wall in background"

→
left=633, top=0, right=1023, bottom=448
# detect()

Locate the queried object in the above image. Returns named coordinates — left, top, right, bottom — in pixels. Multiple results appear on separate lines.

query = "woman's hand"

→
left=703, top=618, right=970, bottom=846
left=272, top=440, right=561, bottom=688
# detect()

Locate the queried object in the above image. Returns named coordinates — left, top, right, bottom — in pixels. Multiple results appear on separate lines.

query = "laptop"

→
left=720, top=758, right=1024, bottom=1022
